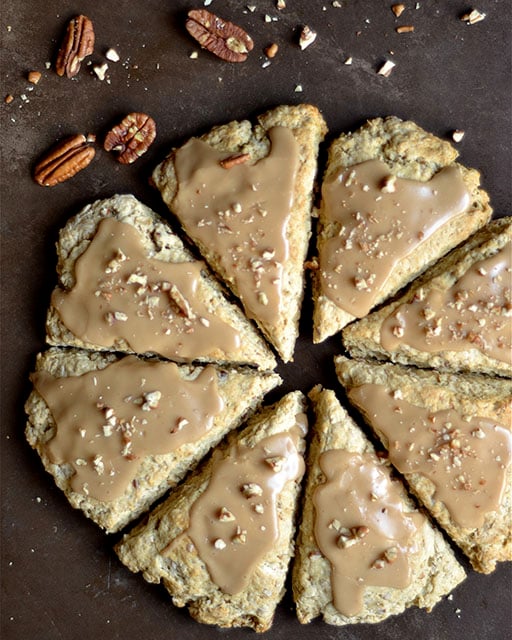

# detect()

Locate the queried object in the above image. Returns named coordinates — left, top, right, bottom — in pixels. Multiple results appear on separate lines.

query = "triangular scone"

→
left=152, top=104, right=328, bottom=362
left=293, top=386, right=465, bottom=625
left=342, top=217, right=511, bottom=378
left=115, top=391, right=308, bottom=632
left=24, top=347, right=281, bottom=533
left=335, top=356, right=512, bottom=574
left=46, top=194, right=276, bottom=371
left=312, top=116, right=492, bottom=343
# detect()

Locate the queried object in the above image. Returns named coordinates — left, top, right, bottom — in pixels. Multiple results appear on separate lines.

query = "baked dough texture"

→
left=115, top=391, right=307, bottom=632
left=342, top=217, right=512, bottom=378
left=45, top=193, right=277, bottom=371
left=313, top=116, right=493, bottom=343
left=335, top=356, right=512, bottom=574
left=25, top=347, right=281, bottom=533
left=293, top=386, right=465, bottom=625
left=152, top=104, right=328, bottom=362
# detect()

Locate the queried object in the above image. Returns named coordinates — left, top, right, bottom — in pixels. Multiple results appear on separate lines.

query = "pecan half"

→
left=104, top=113, right=157, bottom=164
left=185, top=9, right=253, bottom=62
left=55, top=15, right=95, bottom=78
left=33, top=134, right=95, bottom=186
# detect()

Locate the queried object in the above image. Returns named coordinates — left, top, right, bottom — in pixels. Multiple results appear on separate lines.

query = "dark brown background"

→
left=1, top=1, right=511, bottom=639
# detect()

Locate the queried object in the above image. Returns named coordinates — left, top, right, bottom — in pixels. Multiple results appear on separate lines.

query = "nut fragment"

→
left=55, top=15, right=95, bottom=78
left=185, top=9, right=254, bottom=63
left=391, top=3, right=406, bottom=17
left=378, top=59, right=396, bottom=77
left=452, top=129, right=465, bottom=142
left=241, top=482, right=263, bottom=498
left=396, top=25, right=415, bottom=33
left=27, top=71, right=42, bottom=84
left=33, top=134, right=96, bottom=187
left=265, top=43, right=279, bottom=58
left=219, top=153, right=250, bottom=169
left=299, top=25, right=317, bottom=50
left=104, top=112, right=156, bottom=164
left=461, top=9, right=486, bottom=25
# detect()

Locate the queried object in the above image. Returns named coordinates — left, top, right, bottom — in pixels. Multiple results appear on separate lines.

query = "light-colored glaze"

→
left=318, top=160, right=471, bottom=317
left=380, top=243, right=512, bottom=364
left=172, top=126, right=300, bottom=325
left=52, top=217, right=240, bottom=361
left=348, top=384, right=512, bottom=528
left=173, top=415, right=307, bottom=595
left=32, top=356, right=224, bottom=501
left=313, top=450, right=422, bottom=617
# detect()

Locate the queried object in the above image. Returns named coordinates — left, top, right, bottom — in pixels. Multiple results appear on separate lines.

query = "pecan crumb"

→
left=299, top=25, right=317, bottom=50
left=218, top=507, right=236, bottom=522
left=105, top=48, right=120, bottom=62
left=265, top=455, right=285, bottom=472
left=461, top=9, right=486, bottom=25
left=4, top=94, right=14, bottom=104
left=452, top=129, right=465, bottom=142
left=27, top=71, right=42, bottom=84
left=241, top=482, right=263, bottom=498
left=213, top=538, right=227, bottom=550
left=265, top=43, right=279, bottom=58
left=276, top=0, right=286, bottom=9
left=219, top=153, right=250, bottom=169
left=396, top=25, right=415, bottom=33
left=391, top=3, right=406, bottom=17
left=378, top=59, right=396, bottom=77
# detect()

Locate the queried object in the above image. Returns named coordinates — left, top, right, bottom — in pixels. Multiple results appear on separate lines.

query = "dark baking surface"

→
left=1, top=1, right=511, bottom=639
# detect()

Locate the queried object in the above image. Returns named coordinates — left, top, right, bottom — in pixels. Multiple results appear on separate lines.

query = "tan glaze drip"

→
left=172, top=127, right=300, bottom=325
left=313, top=450, right=422, bottom=617
left=381, top=243, right=512, bottom=364
left=32, top=356, right=223, bottom=501
left=53, top=217, right=240, bottom=361
left=318, top=160, right=471, bottom=317
left=348, top=384, right=512, bottom=528
left=165, top=415, right=307, bottom=595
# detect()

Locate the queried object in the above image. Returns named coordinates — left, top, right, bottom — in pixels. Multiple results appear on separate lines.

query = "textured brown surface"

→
left=1, top=1, right=511, bottom=639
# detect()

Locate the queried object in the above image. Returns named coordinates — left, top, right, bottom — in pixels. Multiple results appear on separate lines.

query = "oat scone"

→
left=292, top=386, right=465, bottom=625
left=313, top=117, right=493, bottom=343
left=25, top=347, right=281, bottom=533
left=342, top=217, right=512, bottom=378
left=46, top=194, right=276, bottom=371
left=152, top=104, right=328, bottom=362
left=335, top=356, right=512, bottom=573
left=115, top=391, right=308, bottom=632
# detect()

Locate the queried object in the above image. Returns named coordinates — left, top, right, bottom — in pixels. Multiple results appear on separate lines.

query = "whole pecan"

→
left=185, top=9, right=253, bottom=62
left=104, top=113, right=157, bottom=164
left=55, top=15, right=95, bottom=78
left=34, top=134, right=96, bottom=186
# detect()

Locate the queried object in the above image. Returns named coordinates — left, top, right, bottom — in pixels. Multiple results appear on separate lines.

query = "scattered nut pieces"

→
left=4, top=94, right=14, bottom=104
left=33, top=133, right=96, bottom=187
left=391, top=3, right=406, bottom=18
left=452, top=129, right=465, bottom=142
left=461, top=9, right=486, bottom=25
left=294, top=84, right=303, bottom=92
left=241, top=482, right=263, bottom=498
left=265, top=43, right=279, bottom=58
left=104, top=112, right=157, bottom=164
left=93, top=62, right=109, bottom=81
left=55, top=15, right=95, bottom=78
left=185, top=9, right=254, bottom=63
left=218, top=507, right=236, bottom=522
left=344, top=56, right=353, bottom=65
left=299, top=25, right=317, bottom=50
left=213, top=538, right=227, bottom=550
left=27, top=71, right=42, bottom=84
left=381, top=174, right=397, bottom=192
left=276, top=0, right=286, bottom=9
left=378, top=59, right=396, bottom=77
left=219, top=153, right=250, bottom=169
left=396, top=25, right=415, bottom=33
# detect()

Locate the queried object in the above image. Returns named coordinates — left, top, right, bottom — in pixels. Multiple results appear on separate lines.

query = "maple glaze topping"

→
left=348, top=384, right=512, bottom=528
left=380, top=243, right=512, bottom=364
left=318, top=160, right=471, bottom=317
left=32, top=356, right=224, bottom=501
left=172, top=126, right=300, bottom=325
left=313, top=450, right=422, bottom=617
left=176, top=415, right=307, bottom=595
left=53, top=217, right=240, bottom=361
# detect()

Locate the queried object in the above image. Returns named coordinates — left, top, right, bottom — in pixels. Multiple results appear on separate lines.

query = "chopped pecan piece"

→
left=185, top=9, right=254, bottom=62
left=55, top=15, right=95, bottom=78
left=104, top=113, right=156, bottom=164
left=33, top=134, right=95, bottom=186
left=219, top=153, right=250, bottom=169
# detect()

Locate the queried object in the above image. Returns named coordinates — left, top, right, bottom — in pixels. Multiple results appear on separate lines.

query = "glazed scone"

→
left=342, top=217, right=512, bottom=378
left=115, top=392, right=308, bottom=632
left=335, top=356, right=512, bottom=573
left=293, top=386, right=465, bottom=625
left=25, top=347, right=281, bottom=533
left=153, top=104, right=328, bottom=362
left=46, top=194, right=276, bottom=371
left=313, top=117, right=492, bottom=343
